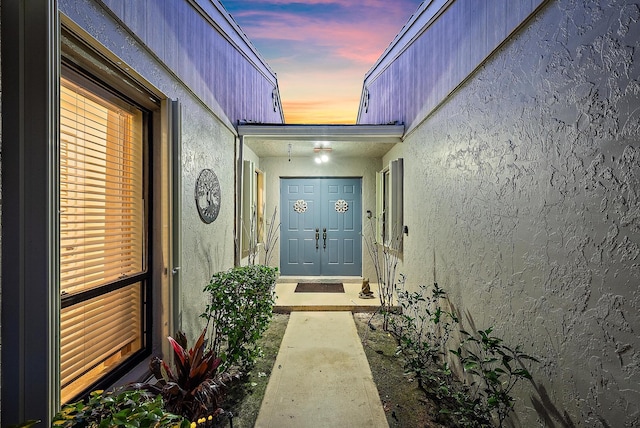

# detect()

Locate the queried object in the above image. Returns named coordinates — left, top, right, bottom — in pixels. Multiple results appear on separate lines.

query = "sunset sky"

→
left=220, top=0, right=424, bottom=124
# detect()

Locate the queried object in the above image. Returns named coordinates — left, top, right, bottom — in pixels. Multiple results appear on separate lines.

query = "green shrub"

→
left=200, top=265, right=277, bottom=371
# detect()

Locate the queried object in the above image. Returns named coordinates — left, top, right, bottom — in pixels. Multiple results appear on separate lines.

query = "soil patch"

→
left=353, top=312, right=445, bottom=428
left=217, top=313, right=289, bottom=427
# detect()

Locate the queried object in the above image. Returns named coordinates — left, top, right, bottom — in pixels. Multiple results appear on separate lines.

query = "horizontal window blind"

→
left=60, top=283, right=142, bottom=403
left=60, top=77, right=144, bottom=295
left=60, top=76, right=146, bottom=403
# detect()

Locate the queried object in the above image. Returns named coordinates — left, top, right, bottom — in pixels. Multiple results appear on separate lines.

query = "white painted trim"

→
left=1, top=0, right=61, bottom=422
left=238, top=124, right=405, bottom=143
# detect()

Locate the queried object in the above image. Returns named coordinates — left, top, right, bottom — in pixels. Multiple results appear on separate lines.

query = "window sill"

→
left=113, top=360, right=153, bottom=386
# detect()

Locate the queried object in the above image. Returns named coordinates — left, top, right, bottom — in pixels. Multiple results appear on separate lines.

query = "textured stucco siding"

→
left=259, top=156, right=382, bottom=281
left=388, top=0, right=640, bottom=426
left=59, top=0, right=237, bottom=340
left=179, top=106, right=235, bottom=337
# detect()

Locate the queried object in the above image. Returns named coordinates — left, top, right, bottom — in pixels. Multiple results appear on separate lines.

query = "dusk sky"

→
left=220, top=0, right=424, bottom=124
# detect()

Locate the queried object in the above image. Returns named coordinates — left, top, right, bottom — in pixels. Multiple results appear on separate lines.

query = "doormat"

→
left=295, top=283, right=344, bottom=293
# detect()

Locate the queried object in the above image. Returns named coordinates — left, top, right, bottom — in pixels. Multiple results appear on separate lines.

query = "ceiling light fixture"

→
left=313, top=147, right=333, bottom=153
left=313, top=145, right=331, bottom=163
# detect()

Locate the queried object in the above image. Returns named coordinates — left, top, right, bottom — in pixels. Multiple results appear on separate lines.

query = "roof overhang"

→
left=238, top=123, right=405, bottom=158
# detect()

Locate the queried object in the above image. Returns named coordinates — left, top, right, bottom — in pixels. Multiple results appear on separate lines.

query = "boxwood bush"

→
left=200, top=265, right=278, bottom=371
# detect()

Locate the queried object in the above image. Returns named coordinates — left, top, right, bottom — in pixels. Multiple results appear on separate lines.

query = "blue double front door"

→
left=280, top=177, right=362, bottom=276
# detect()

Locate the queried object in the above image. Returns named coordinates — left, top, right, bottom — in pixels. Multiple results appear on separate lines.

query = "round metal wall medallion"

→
left=195, top=169, right=221, bottom=224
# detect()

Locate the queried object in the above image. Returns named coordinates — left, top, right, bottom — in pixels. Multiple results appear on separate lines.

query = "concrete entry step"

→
left=273, top=282, right=396, bottom=313
left=255, top=311, right=389, bottom=428
left=277, top=275, right=363, bottom=284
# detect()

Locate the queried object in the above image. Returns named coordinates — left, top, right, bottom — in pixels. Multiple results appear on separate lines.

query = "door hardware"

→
left=323, top=228, right=327, bottom=250
left=315, top=228, right=320, bottom=250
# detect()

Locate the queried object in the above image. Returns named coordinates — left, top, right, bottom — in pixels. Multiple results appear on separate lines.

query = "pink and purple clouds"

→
left=220, top=0, right=423, bottom=123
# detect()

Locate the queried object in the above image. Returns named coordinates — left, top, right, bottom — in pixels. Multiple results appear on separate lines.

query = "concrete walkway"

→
left=255, top=311, right=389, bottom=428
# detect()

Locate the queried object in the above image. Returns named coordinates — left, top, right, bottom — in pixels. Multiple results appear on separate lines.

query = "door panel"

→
left=302, top=237, right=317, bottom=265
left=321, top=179, right=362, bottom=276
left=281, top=178, right=321, bottom=275
left=280, top=177, right=362, bottom=276
left=327, top=238, right=339, bottom=264
left=286, top=240, right=298, bottom=264
left=344, top=239, right=355, bottom=263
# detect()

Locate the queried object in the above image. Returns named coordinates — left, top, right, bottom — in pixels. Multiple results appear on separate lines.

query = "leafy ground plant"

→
left=391, top=283, right=459, bottom=401
left=143, top=328, right=237, bottom=423
left=391, top=282, right=538, bottom=427
left=451, top=327, right=539, bottom=427
left=52, top=389, right=189, bottom=427
left=201, top=265, right=277, bottom=371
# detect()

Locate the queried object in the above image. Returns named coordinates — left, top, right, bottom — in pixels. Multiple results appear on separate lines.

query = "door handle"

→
left=315, top=228, right=320, bottom=250
left=323, top=228, right=327, bottom=250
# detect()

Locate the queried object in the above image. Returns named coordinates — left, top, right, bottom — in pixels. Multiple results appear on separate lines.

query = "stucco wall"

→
left=179, top=106, right=235, bottom=337
left=243, top=145, right=260, bottom=169
left=60, top=0, right=236, bottom=341
left=259, top=156, right=382, bottom=280
left=391, top=0, right=640, bottom=425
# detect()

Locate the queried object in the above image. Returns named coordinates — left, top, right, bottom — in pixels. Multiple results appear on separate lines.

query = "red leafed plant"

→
left=147, top=328, right=238, bottom=421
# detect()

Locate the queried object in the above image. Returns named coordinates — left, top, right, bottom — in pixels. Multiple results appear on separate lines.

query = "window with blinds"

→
left=60, top=74, right=148, bottom=403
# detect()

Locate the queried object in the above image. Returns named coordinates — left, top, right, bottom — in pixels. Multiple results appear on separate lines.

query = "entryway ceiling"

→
left=238, top=124, right=404, bottom=158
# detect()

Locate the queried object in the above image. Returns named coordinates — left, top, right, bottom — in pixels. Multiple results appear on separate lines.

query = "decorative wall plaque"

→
left=335, top=199, right=349, bottom=213
left=293, top=199, right=308, bottom=213
left=195, top=169, right=221, bottom=224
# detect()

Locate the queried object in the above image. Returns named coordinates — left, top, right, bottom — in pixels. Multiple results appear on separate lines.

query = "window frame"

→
left=59, top=31, right=157, bottom=403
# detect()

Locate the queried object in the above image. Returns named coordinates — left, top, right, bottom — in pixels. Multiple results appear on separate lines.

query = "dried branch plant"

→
left=243, top=204, right=280, bottom=266
left=262, top=206, right=280, bottom=266
left=364, top=217, right=403, bottom=331
left=244, top=205, right=259, bottom=265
